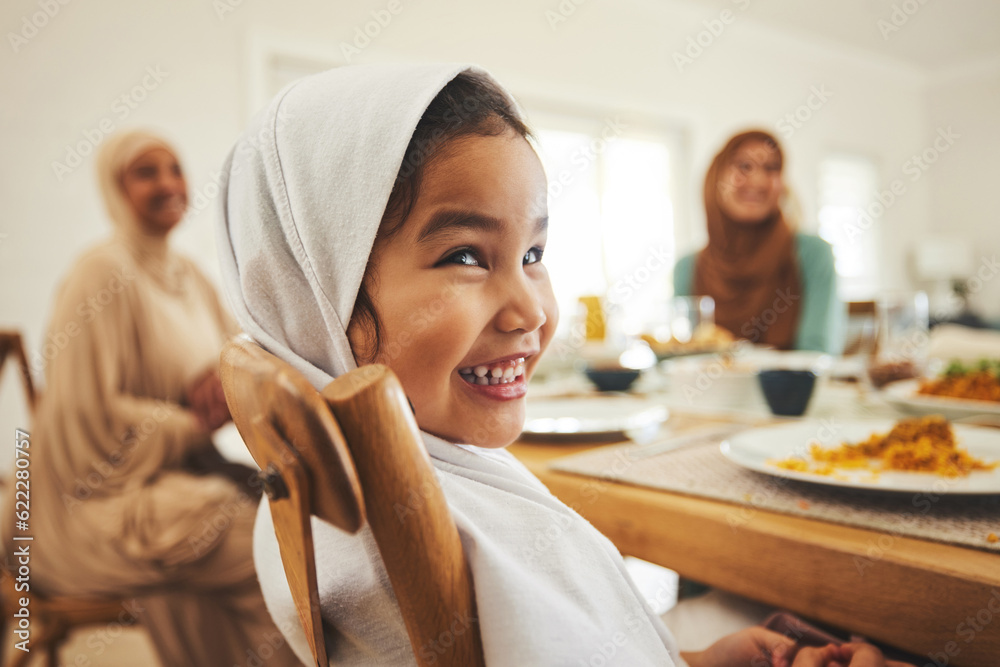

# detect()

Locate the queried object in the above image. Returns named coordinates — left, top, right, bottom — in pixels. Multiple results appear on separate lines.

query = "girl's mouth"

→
left=458, top=358, right=526, bottom=386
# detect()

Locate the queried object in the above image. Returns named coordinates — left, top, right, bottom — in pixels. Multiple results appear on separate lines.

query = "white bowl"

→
left=663, top=349, right=832, bottom=411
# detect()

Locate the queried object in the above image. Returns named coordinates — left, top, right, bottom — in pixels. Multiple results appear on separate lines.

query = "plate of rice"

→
left=882, top=360, right=1000, bottom=420
left=721, top=416, right=1000, bottom=493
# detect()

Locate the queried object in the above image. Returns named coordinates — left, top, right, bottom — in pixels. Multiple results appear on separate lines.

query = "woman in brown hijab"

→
left=27, top=130, right=300, bottom=666
left=673, top=130, right=842, bottom=353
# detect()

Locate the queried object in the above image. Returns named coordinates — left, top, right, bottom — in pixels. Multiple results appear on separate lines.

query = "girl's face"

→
left=717, top=139, right=783, bottom=224
left=351, top=129, right=557, bottom=448
left=120, top=147, right=188, bottom=235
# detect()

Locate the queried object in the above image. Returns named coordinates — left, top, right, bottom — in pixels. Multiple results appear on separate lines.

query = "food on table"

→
left=640, top=323, right=734, bottom=358
left=772, top=416, right=998, bottom=478
left=917, top=359, right=1000, bottom=403
left=867, top=359, right=918, bottom=389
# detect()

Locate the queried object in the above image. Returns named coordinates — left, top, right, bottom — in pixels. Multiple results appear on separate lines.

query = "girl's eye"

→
left=441, top=249, right=480, bottom=267
left=524, top=247, right=544, bottom=265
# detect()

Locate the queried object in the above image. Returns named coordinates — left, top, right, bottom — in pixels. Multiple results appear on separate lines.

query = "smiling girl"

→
left=217, top=64, right=900, bottom=667
left=345, top=85, right=555, bottom=449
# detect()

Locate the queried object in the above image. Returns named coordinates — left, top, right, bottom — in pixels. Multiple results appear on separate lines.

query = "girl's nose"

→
left=495, top=273, right=547, bottom=334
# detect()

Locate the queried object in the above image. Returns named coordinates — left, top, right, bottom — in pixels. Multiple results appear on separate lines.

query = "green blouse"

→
left=672, top=233, right=844, bottom=354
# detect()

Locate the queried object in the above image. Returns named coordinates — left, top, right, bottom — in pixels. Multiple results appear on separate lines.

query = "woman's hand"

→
left=681, top=627, right=795, bottom=667
left=186, top=368, right=231, bottom=432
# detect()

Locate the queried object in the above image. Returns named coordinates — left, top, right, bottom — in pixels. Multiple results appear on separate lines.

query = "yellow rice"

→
left=772, top=416, right=997, bottom=478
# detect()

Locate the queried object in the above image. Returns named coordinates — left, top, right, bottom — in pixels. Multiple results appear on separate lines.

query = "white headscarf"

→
left=216, top=62, right=487, bottom=387
left=216, top=63, right=681, bottom=667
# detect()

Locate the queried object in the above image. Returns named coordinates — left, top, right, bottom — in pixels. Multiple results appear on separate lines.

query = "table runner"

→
left=548, top=416, right=1000, bottom=554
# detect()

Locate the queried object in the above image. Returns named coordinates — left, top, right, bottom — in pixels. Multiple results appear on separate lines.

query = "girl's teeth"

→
left=458, top=358, right=527, bottom=386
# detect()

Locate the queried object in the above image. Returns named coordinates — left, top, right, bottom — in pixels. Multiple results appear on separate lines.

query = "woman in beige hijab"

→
left=28, top=130, right=300, bottom=666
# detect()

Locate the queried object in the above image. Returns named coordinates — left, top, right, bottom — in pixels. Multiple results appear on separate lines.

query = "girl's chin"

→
left=426, top=410, right=525, bottom=448
left=462, top=421, right=524, bottom=448
left=426, top=428, right=521, bottom=449
left=469, top=434, right=519, bottom=449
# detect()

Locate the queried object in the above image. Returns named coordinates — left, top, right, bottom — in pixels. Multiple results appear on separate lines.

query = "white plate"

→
left=522, top=396, right=668, bottom=440
left=720, top=419, right=1000, bottom=494
left=882, top=379, right=1000, bottom=420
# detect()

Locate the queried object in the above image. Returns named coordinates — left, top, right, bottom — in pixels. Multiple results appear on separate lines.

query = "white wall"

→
left=0, top=0, right=985, bottom=441
left=926, top=60, right=1000, bottom=318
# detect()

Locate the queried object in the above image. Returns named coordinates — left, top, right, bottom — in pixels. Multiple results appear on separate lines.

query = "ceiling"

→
left=679, top=0, right=1000, bottom=72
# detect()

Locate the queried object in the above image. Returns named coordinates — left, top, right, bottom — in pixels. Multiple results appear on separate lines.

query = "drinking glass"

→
left=866, top=291, right=929, bottom=388
left=668, top=296, right=716, bottom=344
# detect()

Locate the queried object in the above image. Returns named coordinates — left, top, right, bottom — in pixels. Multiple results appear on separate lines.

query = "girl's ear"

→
left=346, top=314, right=377, bottom=367
left=348, top=259, right=383, bottom=366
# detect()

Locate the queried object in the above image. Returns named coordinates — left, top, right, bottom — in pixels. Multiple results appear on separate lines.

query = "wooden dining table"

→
left=508, top=433, right=1000, bottom=666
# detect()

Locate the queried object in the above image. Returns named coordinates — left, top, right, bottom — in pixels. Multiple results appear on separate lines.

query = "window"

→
left=530, top=115, right=681, bottom=337
left=816, top=154, right=881, bottom=300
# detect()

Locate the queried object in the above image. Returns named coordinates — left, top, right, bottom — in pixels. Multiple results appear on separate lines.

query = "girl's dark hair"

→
left=350, top=71, right=532, bottom=362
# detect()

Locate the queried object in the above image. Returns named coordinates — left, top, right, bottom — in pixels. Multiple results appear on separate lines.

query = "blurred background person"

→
left=674, top=130, right=843, bottom=354
left=22, top=130, right=300, bottom=666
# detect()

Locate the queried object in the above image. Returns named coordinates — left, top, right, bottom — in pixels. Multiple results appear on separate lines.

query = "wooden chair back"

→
left=0, top=331, right=37, bottom=414
left=0, top=331, right=128, bottom=667
left=220, top=335, right=484, bottom=667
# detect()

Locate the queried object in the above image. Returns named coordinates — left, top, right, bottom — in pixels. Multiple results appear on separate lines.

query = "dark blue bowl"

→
left=757, top=369, right=817, bottom=416
left=585, top=367, right=642, bottom=392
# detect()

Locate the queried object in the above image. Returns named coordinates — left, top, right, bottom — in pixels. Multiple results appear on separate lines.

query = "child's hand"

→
left=772, top=641, right=911, bottom=667
left=771, top=643, right=839, bottom=667
left=681, top=627, right=795, bottom=667
left=826, top=643, right=913, bottom=667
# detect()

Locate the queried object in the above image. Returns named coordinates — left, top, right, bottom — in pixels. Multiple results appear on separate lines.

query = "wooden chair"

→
left=0, top=332, right=36, bottom=414
left=844, top=300, right=878, bottom=356
left=220, top=335, right=484, bottom=667
left=0, top=330, right=131, bottom=667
